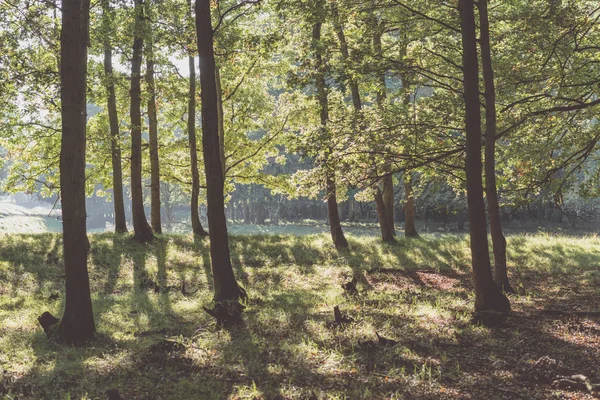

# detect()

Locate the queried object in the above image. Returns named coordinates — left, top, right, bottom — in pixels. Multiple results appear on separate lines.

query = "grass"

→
left=0, top=231, right=599, bottom=399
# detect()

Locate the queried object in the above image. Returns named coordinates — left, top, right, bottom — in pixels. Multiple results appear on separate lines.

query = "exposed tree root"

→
left=203, top=301, right=245, bottom=327
left=552, top=374, right=600, bottom=397
left=471, top=310, right=508, bottom=327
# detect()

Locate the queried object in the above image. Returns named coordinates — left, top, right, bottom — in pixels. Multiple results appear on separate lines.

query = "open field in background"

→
left=3, top=199, right=598, bottom=238
left=0, top=202, right=62, bottom=234
left=0, top=232, right=599, bottom=399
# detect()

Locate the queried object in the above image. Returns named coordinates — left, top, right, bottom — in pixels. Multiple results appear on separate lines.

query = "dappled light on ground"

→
left=0, top=232, right=599, bottom=398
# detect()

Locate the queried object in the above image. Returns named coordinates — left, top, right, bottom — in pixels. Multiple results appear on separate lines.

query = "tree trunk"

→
left=187, top=0, right=208, bottom=237
left=56, top=0, right=95, bottom=342
left=196, top=0, right=246, bottom=308
left=314, top=19, right=348, bottom=250
left=130, top=0, right=154, bottom=243
left=145, top=10, right=161, bottom=234
left=374, top=188, right=396, bottom=243
left=459, top=0, right=510, bottom=312
left=102, top=0, right=127, bottom=234
left=373, top=25, right=396, bottom=235
left=332, top=12, right=394, bottom=242
left=404, top=177, right=419, bottom=237
left=215, top=65, right=226, bottom=180
left=479, top=0, right=515, bottom=294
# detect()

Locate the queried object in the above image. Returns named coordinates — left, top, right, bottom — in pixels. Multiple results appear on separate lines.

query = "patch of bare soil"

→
left=366, top=268, right=468, bottom=292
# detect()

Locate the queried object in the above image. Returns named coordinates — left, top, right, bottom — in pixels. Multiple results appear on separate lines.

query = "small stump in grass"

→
left=37, top=311, right=60, bottom=337
left=327, top=306, right=354, bottom=329
left=105, top=388, right=124, bottom=400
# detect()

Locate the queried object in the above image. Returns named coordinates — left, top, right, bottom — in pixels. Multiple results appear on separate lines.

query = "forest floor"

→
left=0, top=232, right=599, bottom=399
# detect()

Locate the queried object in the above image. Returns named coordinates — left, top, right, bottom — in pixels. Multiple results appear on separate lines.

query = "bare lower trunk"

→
left=56, top=0, right=95, bottom=342
left=479, top=0, right=515, bottom=294
left=102, top=0, right=127, bottom=233
left=327, top=175, right=349, bottom=249
left=459, top=0, right=509, bottom=312
left=187, top=0, right=208, bottom=237
left=382, top=171, right=395, bottom=235
left=374, top=188, right=395, bottom=243
left=130, top=0, right=154, bottom=243
left=196, top=0, right=245, bottom=307
left=404, top=178, right=419, bottom=237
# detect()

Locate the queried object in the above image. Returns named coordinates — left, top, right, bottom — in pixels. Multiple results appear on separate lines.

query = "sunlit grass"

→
left=0, top=231, right=599, bottom=398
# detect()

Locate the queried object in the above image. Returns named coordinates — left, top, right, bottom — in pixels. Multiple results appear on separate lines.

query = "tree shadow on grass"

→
left=0, top=233, right=63, bottom=298
left=221, top=320, right=284, bottom=399
left=4, top=332, right=131, bottom=399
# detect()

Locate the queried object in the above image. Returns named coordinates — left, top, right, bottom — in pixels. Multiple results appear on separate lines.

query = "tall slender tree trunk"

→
left=314, top=18, right=348, bottom=250
left=459, top=0, right=510, bottom=312
left=130, top=0, right=154, bottom=243
left=215, top=65, right=226, bottom=180
left=57, top=0, right=95, bottom=342
left=479, top=0, right=515, bottom=294
left=196, top=0, right=246, bottom=310
left=187, top=5, right=208, bottom=237
left=102, top=0, right=127, bottom=234
left=404, top=177, right=419, bottom=237
left=333, top=9, right=395, bottom=243
left=373, top=26, right=396, bottom=235
left=145, top=5, right=161, bottom=234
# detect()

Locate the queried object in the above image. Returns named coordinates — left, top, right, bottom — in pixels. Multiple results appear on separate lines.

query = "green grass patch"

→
left=1, top=232, right=599, bottom=399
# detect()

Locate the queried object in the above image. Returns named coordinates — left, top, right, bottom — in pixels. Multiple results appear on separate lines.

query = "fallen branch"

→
left=552, top=374, right=600, bottom=397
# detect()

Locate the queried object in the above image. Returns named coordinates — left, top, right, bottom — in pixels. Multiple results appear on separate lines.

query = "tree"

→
left=478, top=0, right=514, bottom=293
left=187, top=0, right=209, bottom=237
left=130, top=0, right=154, bottom=243
left=56, top=0, right=96, bottom=341
left=332, top=4, right=395, bottom=244
left=145, top=1, right=162, bottom=234
left=102, top=0, right=128, bottom=234
left=196, top=0, right=246, bottom=319
left=458, top=0, right=510, bottom=313
left=372, top=19, right=396, bottom=237
left=403, top=177, right=419, bottom=237
left=313, top=7, right=349, bottom=250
